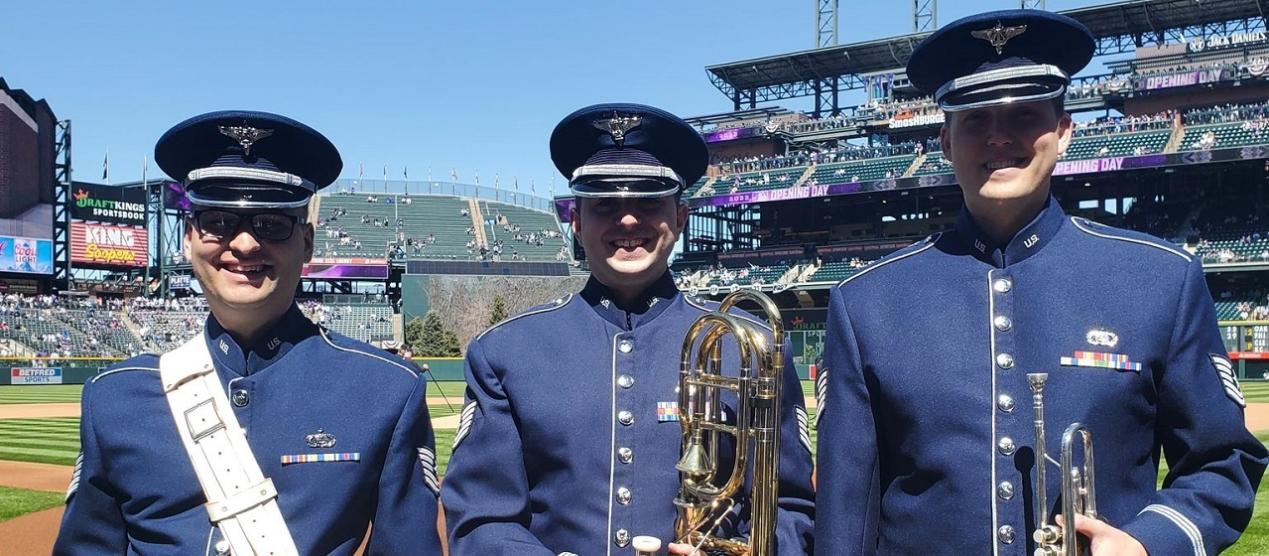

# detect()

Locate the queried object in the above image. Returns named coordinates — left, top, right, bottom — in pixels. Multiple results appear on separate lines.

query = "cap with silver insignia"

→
left=550, top=102, right=707, bottom=199
left=155, top=110, right=342, bottom=209
left=906, top=9, right=1094, bottom=112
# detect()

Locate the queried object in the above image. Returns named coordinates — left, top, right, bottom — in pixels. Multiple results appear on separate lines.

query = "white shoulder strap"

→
left=159, top=335, right=299, bottom=556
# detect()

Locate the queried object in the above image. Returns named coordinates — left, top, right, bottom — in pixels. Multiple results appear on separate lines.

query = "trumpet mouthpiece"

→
left=1027, top=372, right=1049, bottom=391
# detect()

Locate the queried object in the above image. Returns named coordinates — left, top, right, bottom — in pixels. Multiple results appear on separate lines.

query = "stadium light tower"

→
left=817, top=0, right=839, bottom=47
left=1021, top=0, right=1045, bottom=8
left=914, top=0, right=937, bottom=33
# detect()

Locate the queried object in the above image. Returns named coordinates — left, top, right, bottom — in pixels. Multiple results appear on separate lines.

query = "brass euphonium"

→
left=1027, top=373, right=1098, bottom=556
left=672, top=290, right=783, bottom=556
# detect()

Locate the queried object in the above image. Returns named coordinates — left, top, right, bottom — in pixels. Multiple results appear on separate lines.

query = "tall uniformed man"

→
left=815, top=10, right=1268, bottom=556
left=53, top=111, right=443, bottom=555
left=441, top=103, right=815, bottom=554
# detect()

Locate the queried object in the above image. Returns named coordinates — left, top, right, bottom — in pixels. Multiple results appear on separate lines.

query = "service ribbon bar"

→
left=280, top=452, right=361, bottom=465
left=1060, top=350, right=1143, bottom=372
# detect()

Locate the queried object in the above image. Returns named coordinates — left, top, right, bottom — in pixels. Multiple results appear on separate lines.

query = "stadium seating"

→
left=301, top=302, right=393, bottom=343
left=1177, top=122, right=1269, bottom=152
left=809, top=155, right=916, bottom=184
left=478, top=201, right=568, bottom=261
left=1062, top=130, right=1171, bottom=160
left=912, top=152, right=954, bottom=176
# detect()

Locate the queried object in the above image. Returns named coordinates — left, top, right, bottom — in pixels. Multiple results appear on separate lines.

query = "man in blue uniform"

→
left=815, top=10, right=1268, bottom=556
left=53, top=111, right=442, bottom=555
left=442, top=103, right=814, bottom=555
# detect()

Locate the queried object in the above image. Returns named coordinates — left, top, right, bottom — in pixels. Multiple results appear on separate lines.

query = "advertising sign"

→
left=71, top=222, right=148, bottom=268
left=71, top=184, right=147, bottom=226
left=11, top=367, right=62, bottom=385
left=0, top=236, right=54, bottom=275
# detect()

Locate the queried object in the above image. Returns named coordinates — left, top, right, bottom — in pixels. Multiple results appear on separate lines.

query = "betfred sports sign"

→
left=71, top=221, right=148, bottom=268
left=11, top=367, right=62, bottom=384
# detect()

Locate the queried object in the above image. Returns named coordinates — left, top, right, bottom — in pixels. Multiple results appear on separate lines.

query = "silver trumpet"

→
left=671, top=290, right=784, bottom=556
left=1027, top=372, right=1098, bottom=556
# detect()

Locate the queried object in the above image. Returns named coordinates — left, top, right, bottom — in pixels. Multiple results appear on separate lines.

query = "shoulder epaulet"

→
left=476, top=293, right=574, bottom=341
left=90, top=365, right=160, bottom=383
left=319, top=328, right=418, bottom=378
left=838, top=232, right=941, bottom=287
left=1068, top=217, right=1191, bottom=262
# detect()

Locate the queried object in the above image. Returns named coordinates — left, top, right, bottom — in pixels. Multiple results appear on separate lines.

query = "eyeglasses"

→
left=191, top=210, right=307, bottom=242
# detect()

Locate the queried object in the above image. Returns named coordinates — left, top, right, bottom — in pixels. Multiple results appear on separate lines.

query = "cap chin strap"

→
left=571, top=163, right=683, bottom=186
left=936, top=63, right=1068, bottom=112
left=185, top=191, right=312, bottom=210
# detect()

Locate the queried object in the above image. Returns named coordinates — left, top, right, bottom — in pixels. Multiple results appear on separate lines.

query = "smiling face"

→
left=184, top=207, right=313, bottom=325
left=572, top=196, right=687, bottom=298
left=941, top=99, right=1073, bottom=215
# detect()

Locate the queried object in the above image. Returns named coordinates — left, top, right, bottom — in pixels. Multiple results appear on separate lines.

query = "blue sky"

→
left=1, top=0, right=1101, bottom=193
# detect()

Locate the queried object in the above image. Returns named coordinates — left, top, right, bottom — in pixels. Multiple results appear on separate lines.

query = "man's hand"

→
left=667, top=541, right=699, bottom=555
left=1055, top=514, right=1148, bottom=556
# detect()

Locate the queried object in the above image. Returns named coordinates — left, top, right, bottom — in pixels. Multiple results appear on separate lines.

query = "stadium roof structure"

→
left=706, top=0, right=1269, bottom=114
left=683, top=107, right=793, bottom=130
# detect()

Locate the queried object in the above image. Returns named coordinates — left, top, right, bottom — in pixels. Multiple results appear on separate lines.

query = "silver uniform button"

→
left=231, top=389, right=249, bottom=407
left=998, top=481, right=1015, bottom=500
left=998, top=525, right=1016, bottom=544
left=618, top=339, right=633, bottom=353
left=615, top=528, right=630, bottom=547
left=616, top=486, right=632, bottom=505
left=618, top=447, right=633, bottom=464
left=997, top=394, right=1015, bottom=413
left=618, top=410, right=634, bottom=426
left=996, top=353, right=1015, bottom=369
left=993, top=315, right=1012, bottom=331
left=214, top=539, right=231, bottom=556
left=618, top=374, right=634, bottom=389
left=997, top=437, right=1016, bottom=456
left=993, top=278, right=1012, bottom=293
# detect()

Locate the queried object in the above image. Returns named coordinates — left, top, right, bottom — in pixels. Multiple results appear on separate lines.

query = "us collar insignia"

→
left=1086, top=328, right=1119, bottom=348
left=218, top=125, right=274, bottom=156
left=599, top=297, right=612, bottom=309
left=971, top=21, right=1027, bottom=55
left=592, top=113, right=642, bottom=147
left=305, top=428, right=337, bottom=449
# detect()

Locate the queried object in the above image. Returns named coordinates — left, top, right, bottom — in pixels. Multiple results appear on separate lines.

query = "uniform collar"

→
left=954, top=196, right=1066, bottom=267
left=204, top=304, right=317, bottom=377
left=581, top=271, right=679, bottom=330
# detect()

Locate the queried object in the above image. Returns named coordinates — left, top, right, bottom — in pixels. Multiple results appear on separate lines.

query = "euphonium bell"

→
left=1028, top=372, right=1099, bottom=556
left=667, top=290, right=785, bottom=556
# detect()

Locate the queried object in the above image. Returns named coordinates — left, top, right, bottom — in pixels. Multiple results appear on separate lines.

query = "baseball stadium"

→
left=2, top=0, right=1269, bottom=553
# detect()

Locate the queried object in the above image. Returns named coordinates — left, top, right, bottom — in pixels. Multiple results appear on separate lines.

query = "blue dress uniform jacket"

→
left=53, top=306, right=443, bottom=555
left=442, top=273, right=815, bottom=555
left=816, top=199, right=1268, bottom=555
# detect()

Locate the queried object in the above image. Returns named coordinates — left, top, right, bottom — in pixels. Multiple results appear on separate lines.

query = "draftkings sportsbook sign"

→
left=71, top=184, right=146, bottom=226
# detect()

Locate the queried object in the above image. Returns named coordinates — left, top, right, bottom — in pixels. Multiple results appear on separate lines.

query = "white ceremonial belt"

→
left=160, top=335, right=299, bottom=556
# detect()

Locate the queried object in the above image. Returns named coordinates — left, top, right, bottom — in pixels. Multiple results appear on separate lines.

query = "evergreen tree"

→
left=488, top=295, right=509, bottom=327
left=404, top=316, right=426, bottom=352
left=415, top=312, right=462, bottom=357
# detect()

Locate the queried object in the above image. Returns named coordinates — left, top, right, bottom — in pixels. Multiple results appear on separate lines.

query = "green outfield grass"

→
left=0, top=418, right=80, bottom=467
left=0, top=385, right=84, bottom=404
left=0, top=486, right=63, bottom=522
left=1242, top=381, right=1269, bottom=403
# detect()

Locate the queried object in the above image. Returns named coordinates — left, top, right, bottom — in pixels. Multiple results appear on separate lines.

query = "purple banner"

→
left=1136, top=69, right=1228, bottom=91
left=703, top=126, right=763, bottom=143
left=301, top=263, right=389, bottom=279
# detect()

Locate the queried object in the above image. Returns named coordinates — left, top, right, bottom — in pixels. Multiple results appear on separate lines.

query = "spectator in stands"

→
left=443, top=102, right=813, bottom=554
left=818, top=11, right=1266, bottom=556
left=55, top=110, right=442, bottom=555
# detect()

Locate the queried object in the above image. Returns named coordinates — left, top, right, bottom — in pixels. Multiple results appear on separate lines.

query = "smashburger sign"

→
left=71, top=221, right=148, bottom=268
